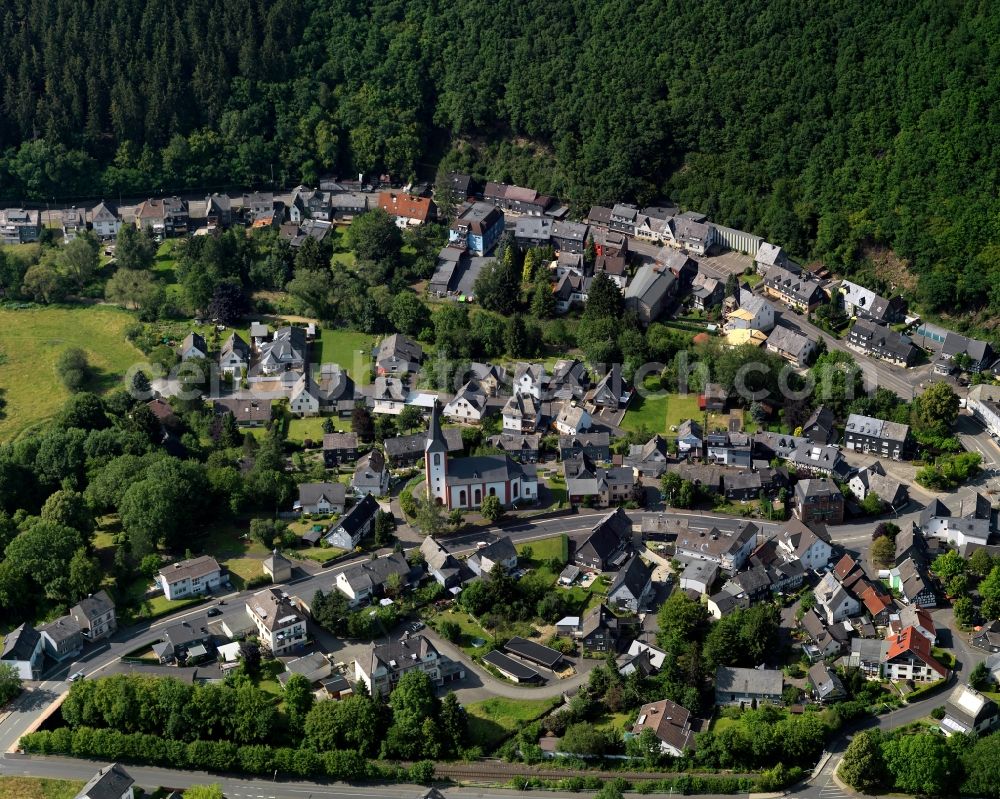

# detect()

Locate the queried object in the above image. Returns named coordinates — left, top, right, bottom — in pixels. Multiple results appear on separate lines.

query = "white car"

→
left=68, top=671, right=85, bottom=682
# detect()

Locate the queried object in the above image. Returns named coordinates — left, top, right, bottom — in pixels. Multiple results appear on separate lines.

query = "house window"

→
left=434, top=454, right=441, bottom=466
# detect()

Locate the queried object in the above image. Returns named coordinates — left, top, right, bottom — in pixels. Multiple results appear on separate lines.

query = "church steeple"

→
left=426, top=400, right=447, bottom=454
left=425, top=400, right=448, bottom=507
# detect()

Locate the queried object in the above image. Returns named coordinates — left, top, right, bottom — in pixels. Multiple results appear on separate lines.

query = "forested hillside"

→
left=3, top=1, right=1000, bottom=321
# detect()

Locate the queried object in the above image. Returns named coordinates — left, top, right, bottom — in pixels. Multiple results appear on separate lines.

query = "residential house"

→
left=243, top=191, right=275, bottom=222
left=564, top=453, right=638, bottom=508
left=674, top=521, right=759, bottom=574
left=631, top=699, right=699, bottom=756
left=502, top=393, right=541, bottom=433
left=762, top=265, right=826, bottom=311
left=352, top=450, right=390, bottom=497
left=372, top=376, right=408, bottom=414
left=335, top=551, right=412, bottom=607
left=594, top=253, right=628, bottom=289
left=882, top=627, right=947, bottom=682
left=656, top=249, right=698, bottom=285
left=514, top=362, right=545, bottom=400
left=839, top=280, right=907, bottom=324
left=723, top=471, right=763, bottom=501
left=609, top=203, right=639, bottom=235
left=444, top=380, right=489, bottom=423
left=157, top=556, right=222, bottom=600
left=802, top=405, right=837, bottom=445
left=60, top=207, right=85, bottom=241
left=219, top=333, right=250, bottom=378
left=179, top=332, right=207, bottom=361
left=850, top=637, right=888, bottom=679
left=724, top=290, right=776, bottom=334
left=624, top=264, right=675, bottom=324
left=263, top=549, right=293, bottom=583
left=587, top=205, right=613, bottom=232
left=846, top=319, right=919, bottom=367
left=75, top=763, right=135, bottom=799
left=551, top=220, right=588, bottom=253
left=972, top=620, right=1000, bottom=653
left=775, top=518, right=832, bottom=572
left=815, top=571, right=860, bottom=624
left=691, top=272, right=724, bottom=310
left=967, top=383, right=1000, bottom=438
left=252, top=326, right=306, bottom=379
left=766, top=326, right=816, bottom=368
left=849, top=463, right=908, bottom=509
left=889, top=558, right=936, bottom=608
left=468, top=536, right=518, bottom=577
left=621, top=640, right=667, bottom=676
left=466, top=362, right=506, bottom=396
left=725, top=566, right=772, bottom=605
left=89, top=202, right=121, bottom=239
left=377, top=191, right=435, bottom=227
left=843, top=414, right=911, bottom=461
left=204, top=193, right=233, bottom=227
left=786, top=443, right=851, bottom=480
left=279, top=652, right=332, bottom=687
left=894, top=527, right=926, bottom=566
left=676, top=557, right=720, bottom=595
left=919, top=494, right=992, bottom=549
left=707, top=589, right=748, bottom=619
left=896, top=606, right=936, bottom=644
left=246, top=588, right=307, bottom=656
left=707, top=432, right=753, bottom=469
left=376, top=334, right=423, bottom=376
left=714, top=666, right=783, bottom=707
left=421, top=537, right=466, bottom=589
left=560, top=432, right=612, bottom=462
left=586, top=367, right=632, bottom=413
left=940, top=684, right=999, bottom=737
left=485, top=183, right=553, bottom=216
left=860, top=584, right=895, bottom=626
left=289, top=187, right=331, bottom=222
left=664, top=215, right=717, bottom=255
left=794, top=479, right=844, bottom=525
left=676, top=419, right=703, bottom=454
left=574, top=507, right=634, bottom=571
left=489, top=432, right=541, bottom=463
left=71, top=591, right=117, bottom=642
left=322, top=432, right=359, bottom=467
left=578, top=604, right=621, bottom=652
left=513, top=216, right=553, bottom=248
left=554, top=403, right=592, bottom=436
left=39, top=616, right=83, bottom=662
left=213, top=398, right=273, bottom=427
left=607, top=555, right=654, bottom=613
left=0, top=623, right=44, bottom=680
left=289, top=374, right=321, bottom=417
left=553, top=273, right=591, bottom=313
left=937, top=331, right=994, bottom=374
left=800, top=609, right=847, bottom=661
left=295, top=482, right=346, bottom=515
left=355, top=634, right=449, bottom=697
left=448, top=202, right=504, bottom=255
left=624, top=435, right=670, bottom=478
left=549, top=358, right=591, bottom=403
left=808, top=663, right=846, bottom=703
left=329, top=192, right=369, bottom=221
left=440, top=171, right=474, bottom=200
left=384, top=428, right=462, bottom=467
left=325, top=494, right=381, bottom=550
left=701, top=383, right=728, bottom=412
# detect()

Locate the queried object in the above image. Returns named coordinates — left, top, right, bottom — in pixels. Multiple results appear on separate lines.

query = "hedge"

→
left=20, top=727, right=391, bottom=782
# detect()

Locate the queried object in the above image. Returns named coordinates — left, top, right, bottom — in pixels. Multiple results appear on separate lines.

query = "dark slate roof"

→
left=384, top=428, right=463, bottom=459
left=1, top=623, right=40, bottom=661
left=608, top=555, right=652, bottom=600
left=76, top=763, right=135, bottom=799
left=328, top=494, right=380, bottom=538
left=482, top=649, right=540, bottom=681
left=504, top=636, right=563, bottom=667
left=72, top=590, right=115, bottom=622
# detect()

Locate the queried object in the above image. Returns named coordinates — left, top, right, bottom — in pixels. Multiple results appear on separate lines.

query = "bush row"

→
left=20, top=727, right=435, bottom=784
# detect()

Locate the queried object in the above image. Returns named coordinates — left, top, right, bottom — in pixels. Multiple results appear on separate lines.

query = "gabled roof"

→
left=608, top=555, right=652, bottom=600
left=884, top=627, right=946, bottom=676
left=297, top=481, right=346, bottom=508
left=632, top=699, right=697, bottom=753
left=72, top=590, right=115, bottom=623
left=377, top=191, right=434, bottom=223
left=370, top=634, right=438, bottom=674
left=76, top=763, right=135, bottom=799
left=328, top=494, right=380, bottom=539
left=1, top=623, right=40, bottom=661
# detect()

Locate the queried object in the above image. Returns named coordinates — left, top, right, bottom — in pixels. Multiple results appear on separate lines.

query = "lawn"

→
left=286, top=415, right=347, bottom=443
left=314, top=328, right=374, bottom=385
left=429, top=608, right=493, bottom=657
left=465, top=696, right=561, bottom=751
left=0, top=777, right=84, bottom=799
left=517, top=534, right=568, bottom=565
left=133, top=591, right=204, bottom=621
left=151, top=240, right=186, bottom=304
left=0, top=304, right=145, bottom=440
left=622, top=390, right=728, bottom=435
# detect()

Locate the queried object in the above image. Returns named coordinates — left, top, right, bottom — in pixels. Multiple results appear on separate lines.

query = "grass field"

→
left=465, top=696, right=561, bottom=751
left=0, top=305, right=145, bottom=440
left=151, top=240, right=186, bottom=304
left=0, top=777, right=84, bottom=799
left=286, top=416, right=348, bottom=443
left=517, top=534, right=568, bottom=564
left=622, top=390, right=728, bottom=435
left=430, top=608, right=493, bottom=657
left=314, top=329, right=374, bottom=385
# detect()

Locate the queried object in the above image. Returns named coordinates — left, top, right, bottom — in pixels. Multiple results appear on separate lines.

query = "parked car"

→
left=407, top=621, right=425, bottom=633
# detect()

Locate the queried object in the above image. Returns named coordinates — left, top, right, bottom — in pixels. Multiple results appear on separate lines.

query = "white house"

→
left=0, top=623, right=44, bottom=680
left=218, top=332, right=250, bottom=379
left=179, top=332, right=207, bottom=361
left=775, top=519, right=832, bottom=572
left=502, top=392, right=541, bottom=433
left=724, top=290, right=776, bottom=334
left=90, top=202, right=122, bottom=239
left=815, top=571, right=859, bottom=624
left=967, top=384, right=1000, bottom=438
left=295, top=482, right=346, bottom=515
left=444, top=380, right=488, bottom=423
left=630, top=699, right=697, bottom=756
left=940, top=684, right=999, bottom=737
left=553, top=403, right=592, bottom=436
left=245, top=588, right=308, bottom=656
left=289, top=375, right=321, bottom=416
left=514, top=363, right=545, bottom=400
left=468, top=536, right=518, bottom=576
left=157, top=556, right=223, bottom=600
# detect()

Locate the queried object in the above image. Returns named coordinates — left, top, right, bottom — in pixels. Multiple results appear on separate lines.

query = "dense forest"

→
left=2, top=1, right=1000, bottom=323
